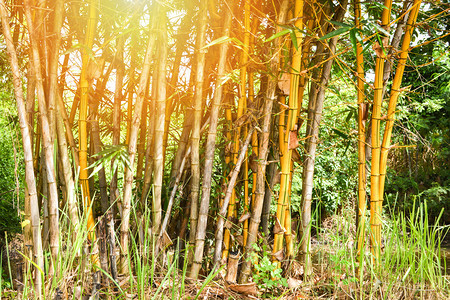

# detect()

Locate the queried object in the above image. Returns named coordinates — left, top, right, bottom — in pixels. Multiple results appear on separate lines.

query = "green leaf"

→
left=264, top=29, right=290, bottom=43
left=290, top=30, right=299, bottom=50
left=332, top=128, right=349, bottom=140
left=373, top=23, right=391, bottom=37
left=201, top=36, right=232, bottom=50
left=345, top=110, right=353, bottom=123
left=319, top=27, right=350, bottom=41
left=330, top=21, right=352, bottom=28
left=350, top=28, right=357, bottom=55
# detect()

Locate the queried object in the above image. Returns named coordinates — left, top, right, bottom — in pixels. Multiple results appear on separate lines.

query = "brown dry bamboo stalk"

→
left=25, top=60, right=35, bottom=152
left=110, top=35, right=124, bottom=216
left=238, top=0, right=290, bottom=283
left=47, top=0, right=63, bottom=146
left=0, top=2, right=44, bottom=295
left=24, top=0, right=60, bottom=273
left=152, top=9, right=168, bottom=242
left=125, top=15, right=139, bottom=145
left=214, top=127, right=255, bottom=266
left=188, top=0, right=208, bottom=247
left=141, top=73, right=158, bottom=204
left=162, top=10, right=192, bottom=163
left=300, top=0, right=348, bottom=276
left=56, top=88, right=79, bottom=169
left=241, top=0, right=252, bottom=250
left=56, top=93, right=79, bottom=235
left=120, top=13, right=157, bottom=274
left=92, top=64, right=114, bottom=214
left=190, top=7, right=232, bottom=279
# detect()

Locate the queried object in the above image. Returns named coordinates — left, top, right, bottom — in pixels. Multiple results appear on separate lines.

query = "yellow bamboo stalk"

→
left=355, top=0, right=367, bottom=260
left=370, top=0, right=392, bottom=262
left=380, top=0, right=422, bottom=203
left=79, top=0, right=98, bottom=248
left=223, top=0, right=251, bottom=261
left=273, top=0, right=304, bottom=264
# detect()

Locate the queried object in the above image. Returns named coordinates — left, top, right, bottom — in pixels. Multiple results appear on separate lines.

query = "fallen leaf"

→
left=287, top=277, right=303, bottom=289
left=273, top=249, right=284, bottom=261
left=228, top=282, right=259, bottom=296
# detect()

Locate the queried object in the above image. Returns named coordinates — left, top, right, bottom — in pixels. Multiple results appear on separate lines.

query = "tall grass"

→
left=8, top=197, right=222, bottom=299
left=316, top=200, right=449, bottom=299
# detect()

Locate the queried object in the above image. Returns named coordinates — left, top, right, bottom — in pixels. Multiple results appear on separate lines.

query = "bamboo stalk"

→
left=152, top=8, right=168, bottom=243
left=24, top=0, right=60, bottom=273
left=188, top=0, right=208, bottom=247
left=190, top=7, right=231, bottom=279
left=0, top=2, right=44, bottom=295
left=370, top=0, right=392, bottom=262
left=214, top=127, right=255, bottom=266
left=380, top=0, right=422, bottom=205
left=273, top=0, right=305, bottom=264
left=120, top=11, right=157, bottom=274
left=354, top=0, right=367, bottom=261
left=239, top=0, right=290, bottom=283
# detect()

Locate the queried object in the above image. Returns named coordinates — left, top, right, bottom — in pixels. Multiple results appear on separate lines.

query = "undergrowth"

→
left=0, top=200, right=448, bottom=299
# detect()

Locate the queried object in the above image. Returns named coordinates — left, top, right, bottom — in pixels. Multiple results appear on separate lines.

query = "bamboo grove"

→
left=0, top=0, right=427, bottom=296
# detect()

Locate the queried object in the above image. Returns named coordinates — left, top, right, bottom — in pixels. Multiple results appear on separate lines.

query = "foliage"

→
left=249, top=242, right=287, bottom=294
left=0, top=91, right=22, bottom=236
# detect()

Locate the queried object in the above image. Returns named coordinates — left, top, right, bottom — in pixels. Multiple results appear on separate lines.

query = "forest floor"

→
left=1, top=210, right=449, bottom=299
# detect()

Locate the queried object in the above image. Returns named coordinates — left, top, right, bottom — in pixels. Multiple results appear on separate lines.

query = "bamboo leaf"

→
left=332, top=128, right=349, bottom=140
left=201, top=36, right=232, bottom=49
left=350, top=28, right=357, bottom=55
left=330, top=21, right=352, bottom=28
left=373, top=23, right=391, bottom=37
left=345, top=110, right=354, bottom=123
left=264, top=29, right=290, bottom=43
left=290, top=30, right=298, bottom=51
left=319, top=27, right=350, bottom=41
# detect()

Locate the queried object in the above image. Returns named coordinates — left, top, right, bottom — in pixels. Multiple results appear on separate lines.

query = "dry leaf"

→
left=159, top=230, right=172, bottom=249
left=289, top=260, right=304, bottom=277
left=238, top=213, right=251, bottom=223
left=273, top=169, right=281, bottom=185
left=273, top=218, right=286, bottom=235
left=287, top=277, right=303, bottom=290
left=292, top=149, right=302, bottom=164
left=289, top=130, right=299, bottom=149
left=236, top=235, right=244, bottom=246
left=224, top=219, right=233, bottom=229
left=372, top=38, right=389, bottom=58
left=273, top=249, right=284, bottom=261
left=278, top=72, right=291, bottom=95
left=228, top=282, right=259, bottom=296
left=235, top=114, right=250, bottom=127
